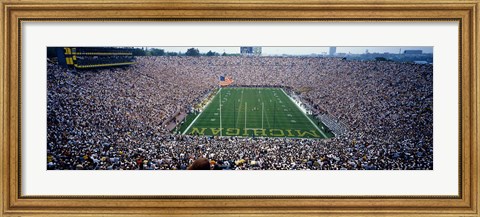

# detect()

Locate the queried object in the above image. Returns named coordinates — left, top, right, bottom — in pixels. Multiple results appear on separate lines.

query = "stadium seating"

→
left=60, top=47, right=135, bottom=69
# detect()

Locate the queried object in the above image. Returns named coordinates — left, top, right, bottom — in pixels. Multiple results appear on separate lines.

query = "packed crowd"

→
left=47, top=56, right=433, bottom=170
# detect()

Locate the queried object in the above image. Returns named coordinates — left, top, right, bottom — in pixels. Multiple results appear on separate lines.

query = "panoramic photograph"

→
left=46, top=46, right=433, bottom=170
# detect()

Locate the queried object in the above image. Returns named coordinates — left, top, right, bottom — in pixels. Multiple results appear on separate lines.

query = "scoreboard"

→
left=56, top=47, right=135, bottom=69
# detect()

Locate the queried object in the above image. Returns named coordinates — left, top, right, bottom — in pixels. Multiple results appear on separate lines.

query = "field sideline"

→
left=181, top=87, right=333, bottom=139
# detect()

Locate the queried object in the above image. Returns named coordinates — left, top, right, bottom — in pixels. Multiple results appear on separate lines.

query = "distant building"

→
left=329, top=47, right=336, bottom=56
left=240, top=47, right=262, bottom=56
left=413, top=61, right=429, bottom=64
left=253, top=47, right=262, bottom=55
left=404, top=50, right=423, bottom=54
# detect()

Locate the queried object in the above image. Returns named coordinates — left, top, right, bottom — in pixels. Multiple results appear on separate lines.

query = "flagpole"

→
left=219, top=88, right=222, bottom=137
left=245, top=102, right=247, bottom=132
left=273, top=101, right=276, bottom=130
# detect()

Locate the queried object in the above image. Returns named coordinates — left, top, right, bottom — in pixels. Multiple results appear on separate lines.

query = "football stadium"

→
left=47, top=47, right=433, bottom=170
left=180, top=87, right=333, bottom=139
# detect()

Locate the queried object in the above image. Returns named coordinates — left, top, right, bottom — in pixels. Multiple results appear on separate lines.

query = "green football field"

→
left=181, top=87, right=334, bottom=139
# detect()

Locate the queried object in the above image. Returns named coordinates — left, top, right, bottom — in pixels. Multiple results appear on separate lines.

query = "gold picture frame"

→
left=1, top=0, right=478, bottom=216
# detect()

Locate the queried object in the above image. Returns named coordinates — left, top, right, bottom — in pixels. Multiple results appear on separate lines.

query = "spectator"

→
left=47, top=56, right=433, bottom=170
left=188, top=158, right=211, bottom=170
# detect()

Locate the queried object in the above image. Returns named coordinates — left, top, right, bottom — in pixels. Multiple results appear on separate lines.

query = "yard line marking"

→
left=235, top=87, right=245, bottom=128
left=258, top=87, right=271, bottom=128
left=280, top=89, right=328, bottom=138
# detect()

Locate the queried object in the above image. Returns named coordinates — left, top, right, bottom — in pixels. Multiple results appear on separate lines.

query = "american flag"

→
left=219, top=75, right=234, bottom=86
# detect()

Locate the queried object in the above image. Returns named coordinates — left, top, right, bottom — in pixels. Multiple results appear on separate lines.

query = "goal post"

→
left=219, top=88, right=222, bottom=137
left=244, top=102, right=247, bottom=131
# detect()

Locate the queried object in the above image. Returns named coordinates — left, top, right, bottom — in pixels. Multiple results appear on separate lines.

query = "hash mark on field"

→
left=235, top=87, right=245, bottom=128
left=211, top=119, right=216, bottom=121
left=291, top=120, right=296, bottom=123
left=214, top=113, right=218, bottom=115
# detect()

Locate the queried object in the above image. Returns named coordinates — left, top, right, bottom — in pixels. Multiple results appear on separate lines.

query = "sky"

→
left=146, top=46, right=433, bottom=55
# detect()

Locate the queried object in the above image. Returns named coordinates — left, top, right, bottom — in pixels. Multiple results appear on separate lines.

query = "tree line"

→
left=134, top=48, right=241, bottom=57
